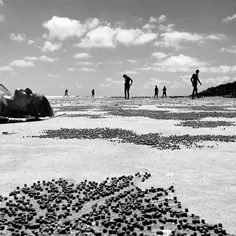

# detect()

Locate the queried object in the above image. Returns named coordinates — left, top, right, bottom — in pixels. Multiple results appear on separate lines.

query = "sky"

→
left=0, top=0, right=236, bottom=97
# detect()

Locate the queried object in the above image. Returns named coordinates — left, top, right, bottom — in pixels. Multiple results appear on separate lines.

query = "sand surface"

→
left=0, top=96, right=236, bottom=234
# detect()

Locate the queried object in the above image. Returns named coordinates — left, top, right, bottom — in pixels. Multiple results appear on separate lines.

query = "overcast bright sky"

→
left=0, top=0, right=236, bottom=96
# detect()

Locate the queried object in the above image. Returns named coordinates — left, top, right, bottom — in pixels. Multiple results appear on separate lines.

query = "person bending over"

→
left=0, top=84, right=54, bottom=118
left=123, top=74, right=133, bottom=100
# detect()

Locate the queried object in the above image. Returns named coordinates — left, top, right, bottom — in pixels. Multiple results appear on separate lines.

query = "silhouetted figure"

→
left=123, top=74, right=133, bottom=100
left=63, top=89, right=68, bottom=98
left=162, top=86, right=167, bottom=98
left=191, top=69, right=202, bottom=99
left=91, top=89, right=95, bottom=97
left=154, top=85, right=159, bottom=98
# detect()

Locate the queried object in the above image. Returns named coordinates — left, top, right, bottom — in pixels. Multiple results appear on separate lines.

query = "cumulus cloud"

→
left=116, top=28, right=157, bottom=46
left=152, top=51, right=169, bottom=60
left=39, top=55, right=58, bottom=62
left=28, top=40, right=35, bottom=45
left=123, top=70, right=137, bottom=75
left=127, top=59, right=138, bottom=63
left=42, top=16, right=100, bottom=40
left=158, top=15, right=167, bottom=23
left=10, top=60, right=34, bottom=67
left=42, top=41, right=62, bottom=52
left=75, top=61, right=95, bottom=66
left=9, top=33, right=26, bottom=42
left=154, top=54, right=207, bottom=69
left=206, top=34, right=226, bottom=41
left=100, top=83, right=111, bottom=88
left=68, top=67, right=97, bottom=72
left=201, top=65, right=236, bottom=73
left=143, top=78, right=170, bottom=89
left=155, top=31, right=203, bottom=48
left=73, top=52, right=92, bottom=59
left=106, top=78, right=113, bottom=82
left=0, top=0, right=4, bottom=6
left=0, top=65, right=13, bottom=72
left=0, top=14, right=4, bottom=22
left=222, top=14, right=236, bottom=23
left=48, top=74, right=61, bottom=78
left=76, top=26, right=117, bottom=48
left=24, top=56, right=38, bottom=61
left=204, top=76, right=231, bottom=85
left=221, top=46, right=236, bottom=54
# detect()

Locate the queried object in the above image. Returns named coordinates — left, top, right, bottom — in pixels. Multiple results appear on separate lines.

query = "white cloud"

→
left=76, top=61, right=95, bottom=66
left=48, top=74, right=61, bottom=78
left=74, top=52, right=92, bottom=59
left=204, top=76, right=231, bottom=84
left=158, top=15, right=167, bottom=23
left=123, top=70, right=137, bottom=75
left=201, top=65, right=236, bottom=73
left=42, top=41, right=62, bottom=52
left=28, top=40, right=35, bottom=45
left=106, top=78, right=113, bottom=82
left=0, top=65, right=13, bottom=72
left=68, top=67, right=76, bottom=71
left=116, top=28, right=157, bottom=46
left=222, top=14, right=236, bottom=23
left=155, top=31, right=203, bottom=48
left=206, top=34, right=226, bottom=41
left=152, top=51, right=169, bottom=60
left=143, top=78, right=170, bottom=89
left=127, top=59, right=138, bottom=63
left=77, top=67, right=97, bottom=72
left=221, top=46, right=236, bottom=54
left=0, top=14, right=4, bottom=22
left=10, top=60, right=34, bottom=67
left=76, top=26, right=117, bottom=48
left=43, top=16, right=100, bottom=40
left=100, top=83, right=111, bottom=88
left=0, top=0, right=4, bottom=6
left=9, top=33, right=26, bottom=42
left=39, top=55, right=58, bottom=62
left=68, top=67, right=97, bottom=72
left=24, top=56, right=38, bottom=61
left=154, top=54, right=207, bottom=69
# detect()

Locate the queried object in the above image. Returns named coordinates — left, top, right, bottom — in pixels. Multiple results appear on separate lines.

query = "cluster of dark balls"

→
left=33, top=128, right=236, bottom=150
left=103, top=108, right=236, bottom=121
left=176, top=121, right=235, bottom=129
left=0, top=172, right=228, bottom=236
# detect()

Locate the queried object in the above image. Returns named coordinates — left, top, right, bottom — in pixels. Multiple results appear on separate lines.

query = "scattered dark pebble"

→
left=0, top=172, right=230, bottom=236
left=32, top=128, right=236, bottom=150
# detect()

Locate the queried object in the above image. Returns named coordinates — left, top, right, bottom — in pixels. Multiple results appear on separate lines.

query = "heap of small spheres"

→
left=33, top=128, right=236, bottom=150
left=0, top=172, right=228, bottom=236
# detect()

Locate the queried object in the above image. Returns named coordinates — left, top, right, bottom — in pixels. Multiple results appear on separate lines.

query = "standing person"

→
left=91, top=89, right=95, bottom=98
left=154, top=85, right=159, bottom=98
left=63, top=89, right=68, bottom=98
left=123, top=74, right=133, bottom=100
left=191, top=69, right=202, bottom=99
left=162, top=86, right=167, bottom=98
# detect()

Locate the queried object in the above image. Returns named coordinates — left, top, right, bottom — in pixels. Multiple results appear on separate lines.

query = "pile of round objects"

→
left=176, top=121, right=235, bottom=129
left=0, top=173, right=229, bottom=236
left=33, top=128, right=236, bottom=150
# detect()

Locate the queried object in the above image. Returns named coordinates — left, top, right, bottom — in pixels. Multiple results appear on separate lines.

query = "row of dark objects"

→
left=0, top=172, right=229, bottom=236
left=32, top=128, right=236, bottom=150
left=176, top=121, right=235, bottom=129
left=102, top=107, right=236, bottom=121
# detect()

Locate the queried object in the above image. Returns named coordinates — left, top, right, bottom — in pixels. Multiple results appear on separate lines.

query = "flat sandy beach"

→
left=1, top=96, right=236, bottom=234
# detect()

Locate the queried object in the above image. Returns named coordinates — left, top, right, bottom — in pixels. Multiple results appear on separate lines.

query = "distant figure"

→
left=123, top=74, right=133, bottom=100
left=191, top=69, right=202, bottom=99
left=63, top=89, right=68, bottom=98
left=154, top=85, right=159, bottom=98
left=91, top=89, right=95, bottom=97
left=162, top=86, right=167, bottom=98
